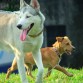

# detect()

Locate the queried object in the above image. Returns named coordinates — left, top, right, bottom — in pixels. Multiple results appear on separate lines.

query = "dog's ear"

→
left=64, top=36, right=69, bottom=39
left=30, top=0, right=40, bottom=11
left=20, top=0, right=28, bottom=9
left=56, top=37, right=64, bottom=42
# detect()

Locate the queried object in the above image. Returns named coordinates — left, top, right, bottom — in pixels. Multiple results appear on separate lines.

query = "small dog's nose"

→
left=17, top=24, right=22, bottom=29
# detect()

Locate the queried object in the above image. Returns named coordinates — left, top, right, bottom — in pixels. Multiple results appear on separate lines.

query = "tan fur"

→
left=6, top=36, right=74, bottom=79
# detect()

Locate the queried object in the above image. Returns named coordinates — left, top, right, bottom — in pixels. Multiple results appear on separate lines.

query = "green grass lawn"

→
left=0, top=68, right=83, bottom=83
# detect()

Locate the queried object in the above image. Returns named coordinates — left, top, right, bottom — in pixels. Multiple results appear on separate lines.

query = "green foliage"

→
left=0, top=68, right=83, bottom=83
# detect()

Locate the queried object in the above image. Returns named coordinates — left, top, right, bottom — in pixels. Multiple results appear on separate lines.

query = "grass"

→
left=0, top=68, right=83, bottom=83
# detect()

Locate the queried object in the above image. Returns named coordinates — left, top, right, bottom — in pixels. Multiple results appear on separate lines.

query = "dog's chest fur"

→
left=22, top=33, right=43, bottom=52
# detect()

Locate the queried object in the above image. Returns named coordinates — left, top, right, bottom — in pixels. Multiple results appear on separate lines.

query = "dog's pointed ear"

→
left=20, top=0, right=28, bottom=9
left=64, top=36, right=68, bottom=39
left=56, top=37, right=64, bottom=42
left=30, top=0, right=40, bottom=11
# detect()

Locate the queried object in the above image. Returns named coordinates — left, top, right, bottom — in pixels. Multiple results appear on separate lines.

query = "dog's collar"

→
left=28, top=29, right=43, bottom=38
left=53, top=47, right=60, bottom=58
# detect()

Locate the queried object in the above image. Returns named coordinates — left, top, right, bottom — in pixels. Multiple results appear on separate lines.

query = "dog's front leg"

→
left=55, top=65, right=73, bottom=77
left=32, top=50, right=44, bottom=83
left=15, top=51, right=28, bottom=83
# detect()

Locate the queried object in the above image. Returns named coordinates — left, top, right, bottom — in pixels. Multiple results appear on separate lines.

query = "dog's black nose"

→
left=17, top=24, right=22, bottom=29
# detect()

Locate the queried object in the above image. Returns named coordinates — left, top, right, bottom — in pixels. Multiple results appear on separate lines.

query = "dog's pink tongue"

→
left=20, top=29, right=27, bottom=41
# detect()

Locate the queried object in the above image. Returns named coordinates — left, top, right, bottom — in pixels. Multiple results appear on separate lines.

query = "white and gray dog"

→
left=0, top=0, right=45, bottom=83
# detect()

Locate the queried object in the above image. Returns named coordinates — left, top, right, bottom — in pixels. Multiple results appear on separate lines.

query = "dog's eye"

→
left=66, top=43, right=69, bottom=45
left=26, top=16, right=30, bottom=18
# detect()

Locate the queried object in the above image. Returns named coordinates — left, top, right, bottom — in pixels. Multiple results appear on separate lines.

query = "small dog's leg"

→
left=6, top=57, right=18, bottom=79
left=6, top=67, right=12, bottom=79
left=44, top=67, right=52, bottom=78
left=55, top=65, right=73, bottom=77
left=25, top=63, right=34, bottom=78
left=32, top=50, right=44, bottom=83
left=6, top=66, right=17, bottom=79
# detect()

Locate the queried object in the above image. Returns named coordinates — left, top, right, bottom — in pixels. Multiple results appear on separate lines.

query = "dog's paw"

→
left=68, top=73, right=73, bottom=77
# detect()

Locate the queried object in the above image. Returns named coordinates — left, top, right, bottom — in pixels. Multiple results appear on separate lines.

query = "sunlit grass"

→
left=0, top=68, right=83, bottom=83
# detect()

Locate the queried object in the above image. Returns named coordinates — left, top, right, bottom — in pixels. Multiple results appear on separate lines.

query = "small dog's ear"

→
left=30, top=0, right=40, bottom=11
left=20, top=0, right=28, bottom=9
left=56, top=37, right=64, bottom=42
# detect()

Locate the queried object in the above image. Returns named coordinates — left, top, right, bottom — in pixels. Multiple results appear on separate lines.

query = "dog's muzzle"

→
left=17, top=23, right=34, bottom=41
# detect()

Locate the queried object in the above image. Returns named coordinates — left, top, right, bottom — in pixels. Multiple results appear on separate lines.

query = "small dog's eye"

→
left=26, top=16, right=30, bottom=18
left=66, top=43, right=69, bottom=45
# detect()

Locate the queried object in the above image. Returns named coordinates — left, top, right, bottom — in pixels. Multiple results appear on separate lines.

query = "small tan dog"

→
left=6, top=36, right=74, bottom=79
